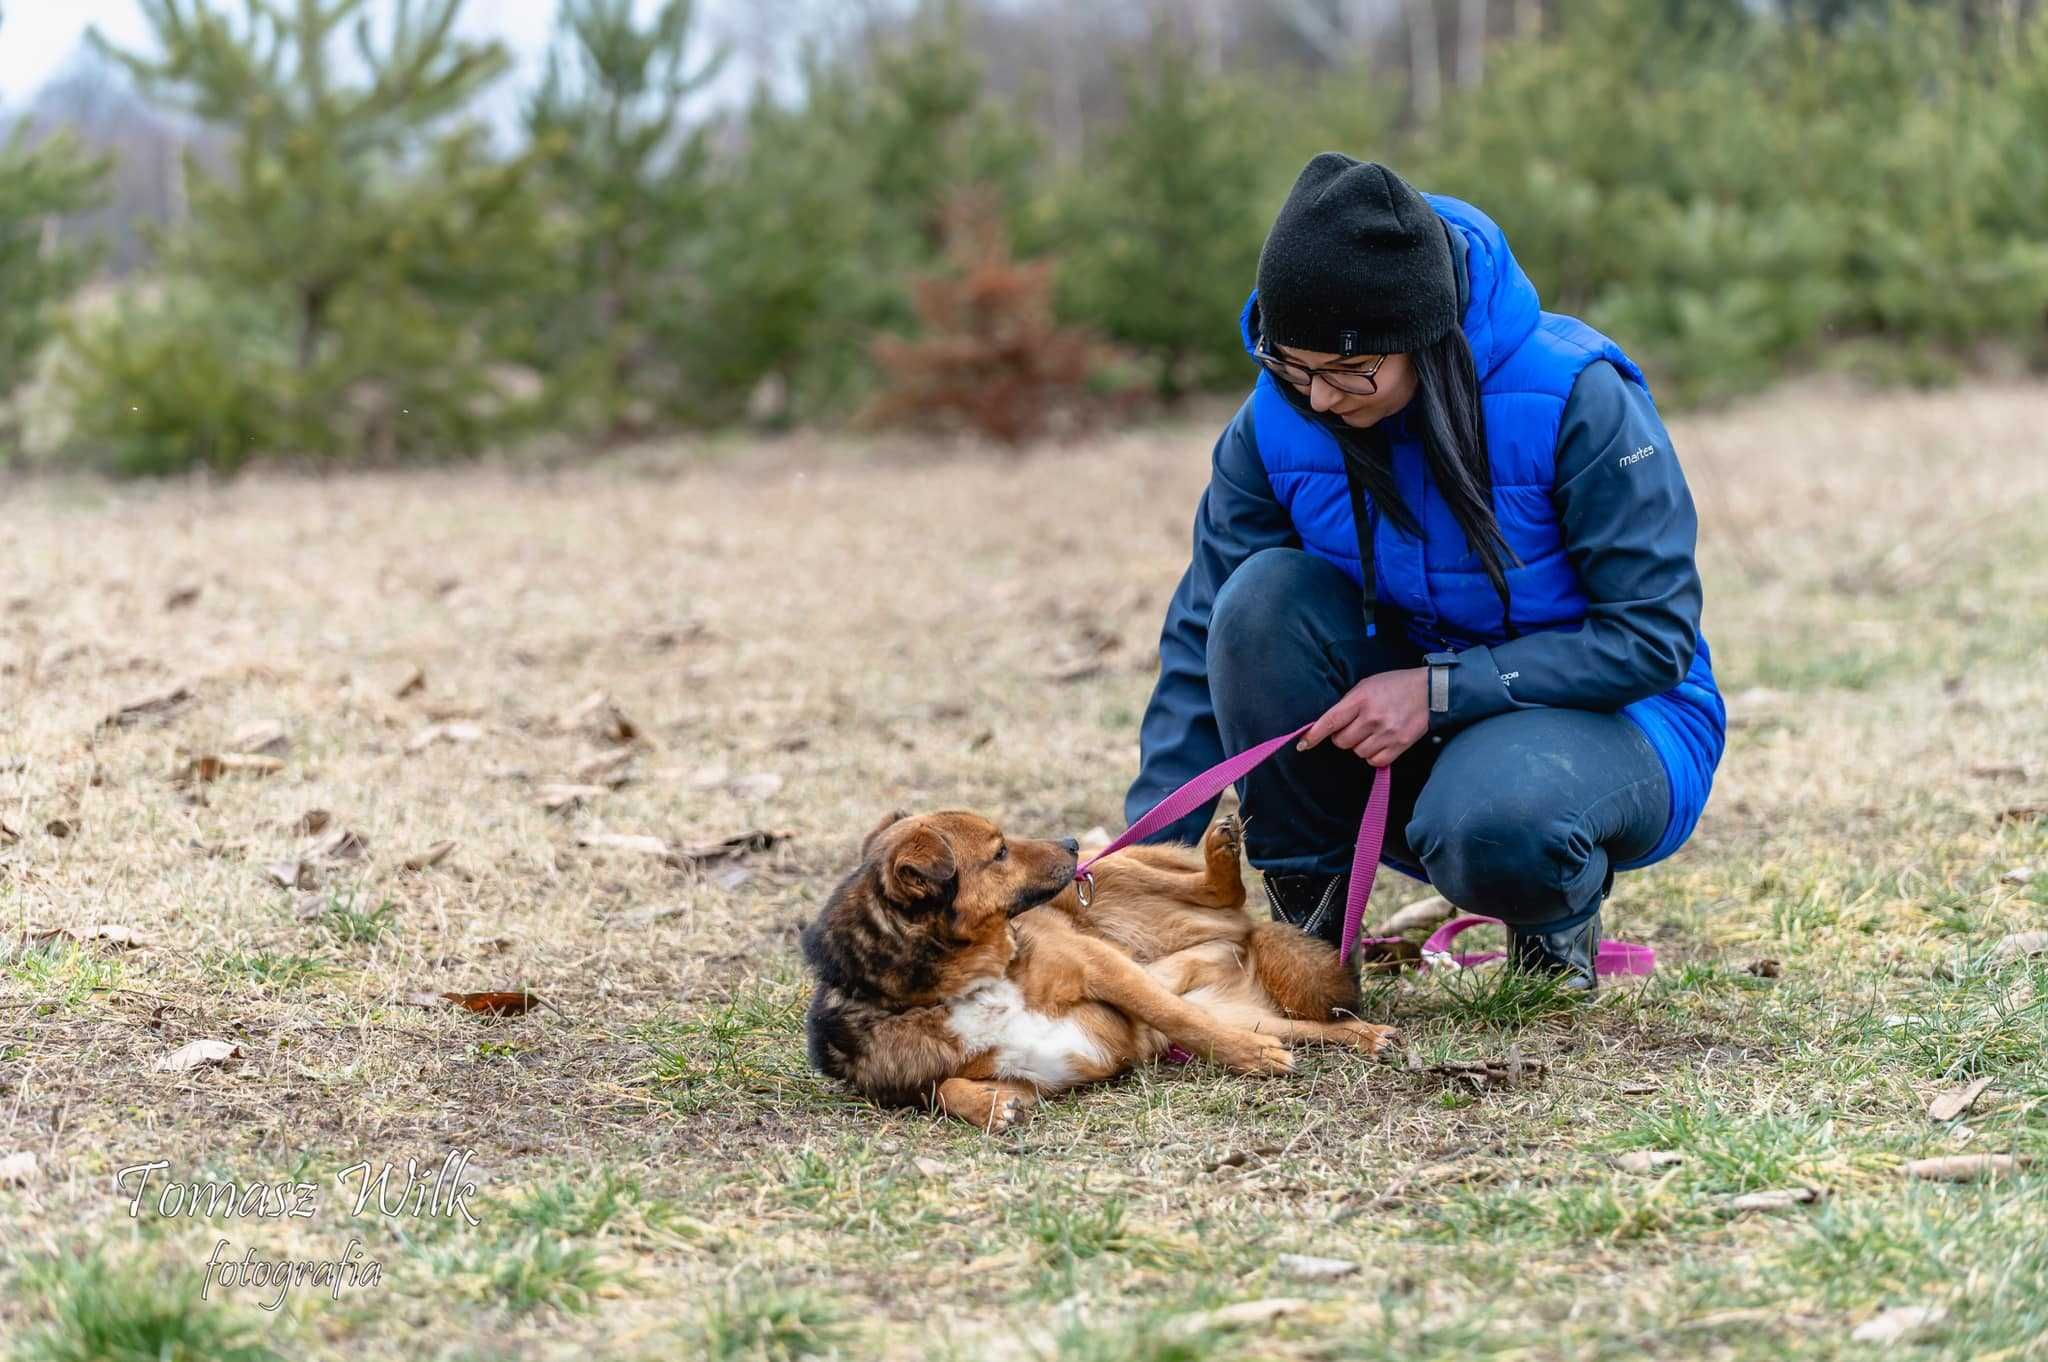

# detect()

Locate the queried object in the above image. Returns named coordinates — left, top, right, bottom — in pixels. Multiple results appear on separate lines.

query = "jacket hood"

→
left=1238, top=191, right=1542, bottom=383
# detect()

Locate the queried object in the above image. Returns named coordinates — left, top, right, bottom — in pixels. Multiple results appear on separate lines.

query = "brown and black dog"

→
left=801, top=811, right=1398, bottom=1131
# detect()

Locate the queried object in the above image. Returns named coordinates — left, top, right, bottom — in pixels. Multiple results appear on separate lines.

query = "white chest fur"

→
left=948, top=979, right=1104, bottom=1090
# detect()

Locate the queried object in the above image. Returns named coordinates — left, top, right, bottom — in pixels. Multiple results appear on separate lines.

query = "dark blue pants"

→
left=1208, top=549, right=1669, bottom=932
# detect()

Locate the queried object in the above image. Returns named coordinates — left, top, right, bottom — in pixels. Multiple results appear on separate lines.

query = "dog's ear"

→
left=878, top=823, right=957, bottom=907
left=862, top=810, right=911, bottom=859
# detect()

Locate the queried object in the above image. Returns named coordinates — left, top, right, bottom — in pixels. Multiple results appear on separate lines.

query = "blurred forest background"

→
left=2, top=0, right=2045, bottom=475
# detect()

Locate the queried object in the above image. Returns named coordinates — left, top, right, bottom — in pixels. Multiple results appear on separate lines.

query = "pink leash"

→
left=1077, top=721, right=1656, bottom=976
left=1077, top=721, right=1388, bottom=961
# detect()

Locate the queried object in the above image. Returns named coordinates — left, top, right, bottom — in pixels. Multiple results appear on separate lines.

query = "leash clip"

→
left=1074, top=869, right=1095, bottom=908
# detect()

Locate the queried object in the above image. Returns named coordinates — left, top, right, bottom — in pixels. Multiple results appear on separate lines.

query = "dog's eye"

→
left=993, top=844, right=1008, bottom=862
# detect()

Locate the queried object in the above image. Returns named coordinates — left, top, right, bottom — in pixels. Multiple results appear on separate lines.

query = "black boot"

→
left=1508, top=909, right=1601, bottom=993
left=1263, top=872, right=1347, bottom=949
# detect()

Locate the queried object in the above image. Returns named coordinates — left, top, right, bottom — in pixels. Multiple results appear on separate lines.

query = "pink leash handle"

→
left=1415, top=915, right=1656, bottom=976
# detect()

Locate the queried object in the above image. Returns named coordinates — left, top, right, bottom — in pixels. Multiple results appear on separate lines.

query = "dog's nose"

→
left=1058, top=837, right=1079, bottom=855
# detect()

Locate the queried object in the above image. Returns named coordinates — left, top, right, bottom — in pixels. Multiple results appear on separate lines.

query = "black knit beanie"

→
left=1254, top=154, right=1458, bottom=357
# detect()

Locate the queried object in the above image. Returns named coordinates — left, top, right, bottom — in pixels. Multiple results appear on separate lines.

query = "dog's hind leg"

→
left=936, top=1077, right=1039, bottom=1133
left=1201, top=1008, right=1401, bottom=1055
left=1065, top=932, right=1291, bottom=1076
left=1247, top=920, right=1363, bottom=1020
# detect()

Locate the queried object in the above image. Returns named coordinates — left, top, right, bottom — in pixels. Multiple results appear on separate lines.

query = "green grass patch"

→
left=3, top=940, right=123, bottom=1009
left=312, top=890, right=396, bottom=946
left=639, top=978, right=820, bottom=1114
left=10, top=1250, right=283, bottom=1362
left=408, top=1231, right=614, bottom=1315
left=689, top=1282, right=854, bottom=1361
left=207, top=950, right=331, bottom=988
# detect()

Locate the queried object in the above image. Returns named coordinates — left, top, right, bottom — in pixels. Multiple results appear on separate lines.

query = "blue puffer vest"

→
left=1241, top=194, right=1724, bottom=867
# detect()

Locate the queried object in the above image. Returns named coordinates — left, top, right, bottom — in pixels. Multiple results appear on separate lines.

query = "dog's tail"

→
left=1248, top=920, right=1362, bottom=1020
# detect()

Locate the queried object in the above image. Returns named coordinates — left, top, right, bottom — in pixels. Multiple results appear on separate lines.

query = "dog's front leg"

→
left=1067, top=935, right=1292, bottom=1075
left=935, top=1076, right=1039, bottom=1133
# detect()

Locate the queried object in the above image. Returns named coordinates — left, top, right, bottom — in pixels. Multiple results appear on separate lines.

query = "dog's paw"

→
left=1330, top=1020, right=1403, bottom=1056
left=1209, top=814, right=1241, bottom=851
left=982, top=1092, right=1035, bottom=1134
left=1214, top=1030, right=1294, bottom=1076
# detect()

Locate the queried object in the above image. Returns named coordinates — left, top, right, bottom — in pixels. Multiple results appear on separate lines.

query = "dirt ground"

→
left=2, top=378, right=2046, bottom=1361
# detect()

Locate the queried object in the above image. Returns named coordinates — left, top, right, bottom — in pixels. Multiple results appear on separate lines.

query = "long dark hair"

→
left=1269, top=322, right=1520, bottom=635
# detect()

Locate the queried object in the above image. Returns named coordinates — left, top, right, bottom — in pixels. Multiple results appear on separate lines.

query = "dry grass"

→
left=2, top=378, right=2046, bottom=1361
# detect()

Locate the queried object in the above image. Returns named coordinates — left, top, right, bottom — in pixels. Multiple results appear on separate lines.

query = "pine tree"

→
left=1050, top=39, right=1269, bottom=403
left=865, top=191, right=1104, bottom=445
left=524, top=0, right=726, bottom=434
left=0, top=111, right=107, bottom=458
left=82, top=0, right=536, bottom=463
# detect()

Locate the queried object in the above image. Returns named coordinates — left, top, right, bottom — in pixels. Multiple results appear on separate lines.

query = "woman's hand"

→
left=1297, top=667, right=1430, bottom=767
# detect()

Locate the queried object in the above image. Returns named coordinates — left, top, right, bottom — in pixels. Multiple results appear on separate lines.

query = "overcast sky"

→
left=0, top=0, right=805, bottom=116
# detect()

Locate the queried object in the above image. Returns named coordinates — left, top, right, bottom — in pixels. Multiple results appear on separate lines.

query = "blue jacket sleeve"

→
left=1428, top=360, right=1704, bottom=728
left=1124, top=399, right=1299, bottom=843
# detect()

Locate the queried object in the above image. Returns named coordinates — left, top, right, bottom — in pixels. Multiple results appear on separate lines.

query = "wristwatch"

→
left=1424, top=651, right=1457, bottom=716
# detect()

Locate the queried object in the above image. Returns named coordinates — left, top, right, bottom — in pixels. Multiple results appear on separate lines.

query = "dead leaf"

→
left=570, top=748, right=634, bottom=784
left=1616, top=1150, right=1684, bottom=1174
left=0, top=1151, right=38, bottom=1185
left=2000, top=865, right=2034, bottom=885
left=539, top=784, right=610, bottom=813
left=391, top=664, right=426, bottom=698
left=172, top=752, right=284, bottom=785
left=672, top=829, right=787, bottom=867
left=36, top=924, right=149, bottom=949
left=1990, top=931, right=2048, bottom=962
left=1275, top=1254, right=1358, bottom=1281
left=154, top=1039, right=241, bottom=1073
left=1745, top=958, right=1783, bottom=978
left=407, top=721, right=483, bottom=753
left=1927, top=1076, right=1995, bottom=1123
left=164, top=583, right=201, bottom=610
left=0, top=817, right=17, bottom=844
left=101, top=684, right=194, bottom=729
left=262, top=859, right=312, bottom=890
left=231, top=719, right=290, bottom=756
left=911, top=1156, right=949, bottom=1178
left=441, top=990, right=540, bottom=1016
left=727, top=771, right=783, bottom=801
left=1967, top=762, right=2028, bottom=781
left=305, top=827, right=367, bottom=862
left=403, top=840, right=456, bottom=871
left=575, top=832, right=673, bottom=858
left=1375, top=895, right=1456, bottom=935
left=1902, top=1154, right=2027, bottom=1182
left=174, top=754, right=224, bottom=785
left=291, top=809, right=331, bottom=836
left=1851, top=1305, right=1947, bottom=1344
left=44, top=818, right=76, bottom=838
left=1726, top=1187, right=1820, bottom=1212
left=557, top=690, right=638, bottom=744
left=1164, top=1299, right=1308, bottom=1340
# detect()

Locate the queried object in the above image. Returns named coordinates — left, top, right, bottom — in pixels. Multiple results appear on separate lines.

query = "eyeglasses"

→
left=1253, top=335, right=1387, bottom=396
